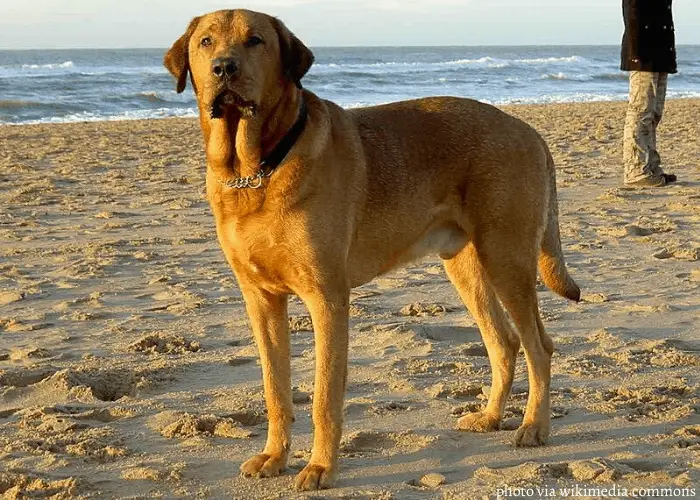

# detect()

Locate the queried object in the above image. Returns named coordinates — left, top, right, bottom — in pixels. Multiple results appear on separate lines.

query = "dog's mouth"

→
left=210, top=90, right=257, bottom=119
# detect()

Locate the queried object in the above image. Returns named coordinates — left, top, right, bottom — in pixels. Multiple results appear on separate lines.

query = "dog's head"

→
left=164, top=9, right=314, bottom=119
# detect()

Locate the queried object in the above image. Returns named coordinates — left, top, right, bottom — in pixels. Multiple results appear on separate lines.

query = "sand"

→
left=0, top=99, right=698, bottom=499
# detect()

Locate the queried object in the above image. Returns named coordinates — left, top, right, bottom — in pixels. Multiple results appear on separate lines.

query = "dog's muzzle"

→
left=210, top=90, right=257, bottom=119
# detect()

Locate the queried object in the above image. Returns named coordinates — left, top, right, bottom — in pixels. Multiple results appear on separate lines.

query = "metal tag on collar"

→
left=220, top=171, right=261, bottom=189
left=246, top=171, right=265, bottom=189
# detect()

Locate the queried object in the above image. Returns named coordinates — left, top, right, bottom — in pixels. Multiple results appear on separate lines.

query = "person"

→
left=621, top=0, right=678, bottom=187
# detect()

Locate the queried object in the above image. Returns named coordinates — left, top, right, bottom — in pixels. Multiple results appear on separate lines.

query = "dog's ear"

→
left=273, top=17, right=314, bottom=89
left=164, top=16, right=200, bottom=94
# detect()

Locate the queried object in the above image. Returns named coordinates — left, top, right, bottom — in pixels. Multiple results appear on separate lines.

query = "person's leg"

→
left=623, top=71, right=656, bottom=183
left=649, top=73, right=676, bottom=181
left=623, top=72, right=674, bottom=186
left=646, top=72, right=666, bottom=173
left=653, top=72, right=668, bottom=127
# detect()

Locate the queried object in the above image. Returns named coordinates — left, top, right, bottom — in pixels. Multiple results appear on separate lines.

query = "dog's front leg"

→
left=238, top=286, right=293, bottom=478
left=293, top=288, right=349, bottom=491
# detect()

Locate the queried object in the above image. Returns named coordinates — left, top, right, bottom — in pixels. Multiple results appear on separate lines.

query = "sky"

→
left=2, top=0, right=700, bottom=49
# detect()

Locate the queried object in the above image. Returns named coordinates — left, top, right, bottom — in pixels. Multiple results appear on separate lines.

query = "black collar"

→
left=259, top=97, right=308, bottom=174
left=216, top=97, right=308, bottom=190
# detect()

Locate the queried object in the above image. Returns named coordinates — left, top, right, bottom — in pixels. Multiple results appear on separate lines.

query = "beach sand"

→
left=1, top=99, right=698, bottom=499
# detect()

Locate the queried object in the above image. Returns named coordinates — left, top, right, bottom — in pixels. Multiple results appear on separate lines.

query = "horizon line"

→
left=2, top=43, right=699, bottom=51
left=0, top=43, right=640, bottom=51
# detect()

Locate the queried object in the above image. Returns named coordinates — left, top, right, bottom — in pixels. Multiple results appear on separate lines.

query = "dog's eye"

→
left=200, top=37, right=212, bottom=47
left=245, top=36, right=264, bottom=47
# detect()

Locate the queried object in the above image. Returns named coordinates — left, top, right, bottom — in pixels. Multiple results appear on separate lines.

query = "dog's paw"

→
left=455, top=411, right=501, bottom=432
left=514, top=422, right=549, bottom=447
left=240, top=453, right=287, bottom=478
left=293, top=463, right=336, bottom=491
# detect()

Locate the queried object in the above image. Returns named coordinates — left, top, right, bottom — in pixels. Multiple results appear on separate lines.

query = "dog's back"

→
left=340, top=97, right=577, bottom=297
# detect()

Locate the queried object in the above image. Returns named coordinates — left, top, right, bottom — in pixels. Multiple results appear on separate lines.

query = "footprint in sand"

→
left=226, top=356, right=256, bottom=367
left=425, top=382, right=483, bottom=400
left=401, top=359, right=476, bottom=377
left=0, top=473, right=79, bottom=498
left=151, top=411, right=259, bottom=439
left=340, top=430, right=435, bottom=457
left=561, top=331, right=700, bottom=378
left=373, top=278, right=408, bottom=290
left=3, top=366, right=174, bottom=404
left=6, top=406, right=130, bottom=463
left=661, top=425, right=700, bottom=450
left=120, top=465, right=185, bottom=483
left=368, top=400, right=411, bottom=415
left=1, top=318, right=53, bottom=332
left=37, top=369, right=141, bottom=402
left=0, top=367, right=58, bottom=388
left=475, top=457, right=689, bottom=487
left=0, top=290, right=25, bottom=306
left=146, top=286, right=205, bottom=315
left=398, top=302, right=454, bottom=317
left=589, top=384, right=697, bottom=422
left=410, top=324, right=479, bottom=343
left=458, top=342, right=489, bottom=357
left=128, top=333, right=201, bottom=355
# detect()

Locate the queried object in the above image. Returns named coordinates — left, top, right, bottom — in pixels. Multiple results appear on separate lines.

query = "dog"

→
left=164, top=9, right=580, bottom=491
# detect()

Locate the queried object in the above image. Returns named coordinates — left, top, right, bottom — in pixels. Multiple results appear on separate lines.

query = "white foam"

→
left=20, top=61, right=74, bottom=70
left=490, top=93, right=626, bottom=105
left=3, top=107, right=198, bottom=125
left=540, top=72, right=594, bottom=82
left=515, top=56, right=585, bottom=65
left=136, top=90, right=193, bottom=104
left=311, top=55, right=590, bottom=75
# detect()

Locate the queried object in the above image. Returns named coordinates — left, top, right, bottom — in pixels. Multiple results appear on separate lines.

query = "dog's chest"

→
left=217, top=217, right=302, bottom=293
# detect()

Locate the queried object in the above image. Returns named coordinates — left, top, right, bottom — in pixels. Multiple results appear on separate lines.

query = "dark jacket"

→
left=621, top=0, right=677, bottom=73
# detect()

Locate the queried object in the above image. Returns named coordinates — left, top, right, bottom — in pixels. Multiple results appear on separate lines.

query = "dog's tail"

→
left=538, top=149, right=581, bottom=302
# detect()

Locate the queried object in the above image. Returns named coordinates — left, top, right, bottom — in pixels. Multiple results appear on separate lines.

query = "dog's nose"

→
left=212, top=57, right=238, bottom=78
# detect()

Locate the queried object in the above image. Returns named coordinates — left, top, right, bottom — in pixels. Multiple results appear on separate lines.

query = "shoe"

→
left=624, top=173, right=677, bottom=187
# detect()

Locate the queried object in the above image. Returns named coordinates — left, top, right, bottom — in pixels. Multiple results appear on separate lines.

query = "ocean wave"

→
left=0, top=65, right=168, bottom=80
left=134, top=90, right=193, bottom=104
left=312, top=55, right=591, bottom=74
left=1, top=46, right=697, bottom=125
left=515, top=56, right=586, bottom=64
left=674, top=70, right=700, bottom=79
left=0, top=100, right=84, bottom=116
left=490, top=92, right=627, bottom=105
left=316, top=55, right=588, bottom=68
left=78, top=66, right=168, bottom=77
left=541, top=72, right=581, bottom=81
left=540, top=72, right=628, bottom=82
left=591, top=72, right=629, bottom=81
left=2, top=107, right=198, bottom=125
left=0, top=99, right=44, bottom=110
left=20, top=61, right=74, bottom=70
left=666, top=90, right=700, bottom=99
left=6, top=92, right=700, bottom=125
left=504, top=90, right=700, bottom=104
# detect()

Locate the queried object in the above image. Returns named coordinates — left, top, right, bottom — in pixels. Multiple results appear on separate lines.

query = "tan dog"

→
left=164, top=9, right=580, bottom=491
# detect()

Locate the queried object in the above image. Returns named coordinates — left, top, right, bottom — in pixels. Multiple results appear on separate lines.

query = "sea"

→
left=1, top=45, right=700, bottom=125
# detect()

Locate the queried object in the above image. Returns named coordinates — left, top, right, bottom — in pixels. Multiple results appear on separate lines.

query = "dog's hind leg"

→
left=443, top=243, right=520, bottom=433
left=475, top=240, right=553, bottom=447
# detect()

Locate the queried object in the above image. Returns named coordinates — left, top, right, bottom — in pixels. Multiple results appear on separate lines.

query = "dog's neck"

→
left=203, top=86, right=303, bottom=181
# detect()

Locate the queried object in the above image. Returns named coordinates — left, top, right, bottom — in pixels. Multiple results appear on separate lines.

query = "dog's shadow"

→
left=413, top=324, right=481, bottom=344
left=333, top=417, right=683, bottom=491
